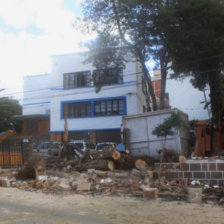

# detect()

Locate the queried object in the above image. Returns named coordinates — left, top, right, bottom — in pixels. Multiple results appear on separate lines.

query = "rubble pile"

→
left=11, top=168, right=157, bottom=197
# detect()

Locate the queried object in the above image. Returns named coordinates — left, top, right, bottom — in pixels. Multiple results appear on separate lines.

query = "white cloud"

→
left=0, top=0, right=94, bottom=101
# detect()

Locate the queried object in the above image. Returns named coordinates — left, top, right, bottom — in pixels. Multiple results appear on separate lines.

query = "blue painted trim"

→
left=91, top=101, right=94, bottom=117
left=51, top=81, right=136, bottom=91
left=50, top=128, right=121, bottom=133
left=61, top=96, right=127, bottom=119
left=23, top=101, right=50, bottom=106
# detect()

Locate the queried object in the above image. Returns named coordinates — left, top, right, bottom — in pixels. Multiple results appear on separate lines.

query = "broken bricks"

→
left=0, top=177, right=10, bottom=187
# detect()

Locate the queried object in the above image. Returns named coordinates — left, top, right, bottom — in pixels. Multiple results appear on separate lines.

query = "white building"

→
left=22, top=52, right=148, bottom=144
left=22, top=53, right=209, bottom=144
left=152, top=70, right=210, bottom=121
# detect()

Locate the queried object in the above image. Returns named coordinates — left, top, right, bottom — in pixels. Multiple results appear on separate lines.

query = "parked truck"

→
left=121, top=108, right=190, bottom=159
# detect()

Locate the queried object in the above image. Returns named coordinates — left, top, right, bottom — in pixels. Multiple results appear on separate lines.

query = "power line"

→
left=2, top=52, right=224, bottom=98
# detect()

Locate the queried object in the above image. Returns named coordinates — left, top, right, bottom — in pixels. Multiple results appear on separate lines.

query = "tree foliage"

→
left=152, top=112, right=188, bottom=138
left=158, top=0, right=224, bottom=123
left=0, top=97, right=22, bottom=133
left=81, top=0, right=172, bottom=111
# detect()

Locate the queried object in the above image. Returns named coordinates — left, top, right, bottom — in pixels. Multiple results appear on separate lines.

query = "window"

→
left=94, top=99, right=124, bottom=116
left=27, top=119, right=38, bottom=131
left=62, top=97, right=125, bottom=118
left=93, top=68, right=123, bottom=86
left=63, top=71, right=91, bottom=89
left=63, top=102, right=91, bottom=118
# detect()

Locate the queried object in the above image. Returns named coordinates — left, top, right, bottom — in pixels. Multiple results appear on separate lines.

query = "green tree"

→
left=159, top=0, right=224, bottom=123
left=157, top=0, right=224, bottom=150
left=81, top=0, right=173, bottom=111
left=0, top=97, right=22, bottom=133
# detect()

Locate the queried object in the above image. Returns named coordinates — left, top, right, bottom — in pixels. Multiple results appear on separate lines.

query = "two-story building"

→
left=22, top=52, right=148, bottom=144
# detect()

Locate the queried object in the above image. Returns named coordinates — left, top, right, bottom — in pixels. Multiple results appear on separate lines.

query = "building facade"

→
left=22, top=52, right=148, bottom=144
left=151, top=70, right=210, bottom=120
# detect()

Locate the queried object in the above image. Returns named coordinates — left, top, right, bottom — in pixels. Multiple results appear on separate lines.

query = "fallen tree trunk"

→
left=75, top=160, right=115, bottom=171
left=115, top=154, right=135, bottom=170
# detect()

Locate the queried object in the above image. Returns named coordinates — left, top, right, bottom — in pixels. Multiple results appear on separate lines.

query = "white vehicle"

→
left=33, top=141, right=61, bottom=157
left=69, top=140, right=95, bottom=152
left=95, top=142, right=117, bottom=151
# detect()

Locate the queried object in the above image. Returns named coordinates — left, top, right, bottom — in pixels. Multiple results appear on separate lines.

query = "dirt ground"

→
left=0, top=188, right=224, bottom=224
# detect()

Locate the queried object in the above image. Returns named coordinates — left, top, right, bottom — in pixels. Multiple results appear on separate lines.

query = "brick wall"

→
left=154, top=160, right=224, bottom=186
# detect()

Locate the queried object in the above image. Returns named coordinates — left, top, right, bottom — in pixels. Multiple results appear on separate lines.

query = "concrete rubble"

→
left=1, top=150, right=224, bottom=205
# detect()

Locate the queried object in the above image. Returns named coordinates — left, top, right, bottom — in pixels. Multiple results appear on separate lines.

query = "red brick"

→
left=143, top=188, right=158, bottom=199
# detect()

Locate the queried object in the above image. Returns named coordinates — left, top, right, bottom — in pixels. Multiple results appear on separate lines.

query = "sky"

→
left=0, top=0, right=94, bottom=101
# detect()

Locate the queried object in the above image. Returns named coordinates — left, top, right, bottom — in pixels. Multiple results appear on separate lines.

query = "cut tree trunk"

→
left=135, top=159, right=147, bottom=169
left=115, top=154, right=135, bottom=170
left=75, top=160, right=115, bottom=171
left=112, top=151, right=121, bottom=160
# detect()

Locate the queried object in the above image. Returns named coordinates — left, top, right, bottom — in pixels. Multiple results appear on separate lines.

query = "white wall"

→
left=50, top=52, right=139, bottom=132
left=166, top=76, right=210, bottom=120
left=23, top=74, right=51, bottom=115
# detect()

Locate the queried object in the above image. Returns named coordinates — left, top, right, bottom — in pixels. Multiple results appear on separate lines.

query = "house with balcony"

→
left=22, top=52, right=148, bottom=144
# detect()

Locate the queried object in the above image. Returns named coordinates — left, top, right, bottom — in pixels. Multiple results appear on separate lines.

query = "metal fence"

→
left=0, top=141, right=24, bottom=168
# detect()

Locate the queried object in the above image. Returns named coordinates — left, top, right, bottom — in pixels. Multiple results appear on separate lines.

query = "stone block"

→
left=208, top=163, right=216, bottom=171
left=0, top=178, right=10, bottom=187
left=187, top=187, right=202, bottom=203
left=178, top=172, right=184, bottom=178
left=202, top=164, right=208, bottom=171
left=77, top=181, right=91, bottom=191
left=193, top=172, right=205, bottom=179
left=206, top=172, right=210, bottom=179
left=218, top=180, right=224, bottom=187
left=184, top=172, right=192, bottom=178
left=180, top=163, right=189, bottom=171
left=217, top=163, right=224, bottom=171
left=209, top=180, right=218, bottom=186
left=143, top=187, right=158, bottom=199
left=211, top=172, right=222, bottom=179
left=164, top=172, right=178, bottom=180
left=58, top=179, right=71, bottom=191
left=190, top=163, right=201, bottom=171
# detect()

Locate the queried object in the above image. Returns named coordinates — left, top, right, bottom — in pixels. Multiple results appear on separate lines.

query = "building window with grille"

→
left=93, top=68, right=123, bottom=86
left=63, top=71, right=91, bottom=89
left=63, top=102, right=91, bottom=118
left=94, top=99, right=124, bottom=116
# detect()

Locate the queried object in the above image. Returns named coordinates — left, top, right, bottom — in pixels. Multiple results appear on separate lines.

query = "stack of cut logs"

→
left=73, top=146, right=153, bottom=172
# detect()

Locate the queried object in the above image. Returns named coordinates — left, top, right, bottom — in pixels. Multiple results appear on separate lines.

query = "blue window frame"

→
left=61, top=97, right=126, bottom=119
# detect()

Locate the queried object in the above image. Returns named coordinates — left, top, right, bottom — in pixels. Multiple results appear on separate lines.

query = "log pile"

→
left=71, top=147, right=154, bottom=172
left=44, top=147, right=154, bottom=172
